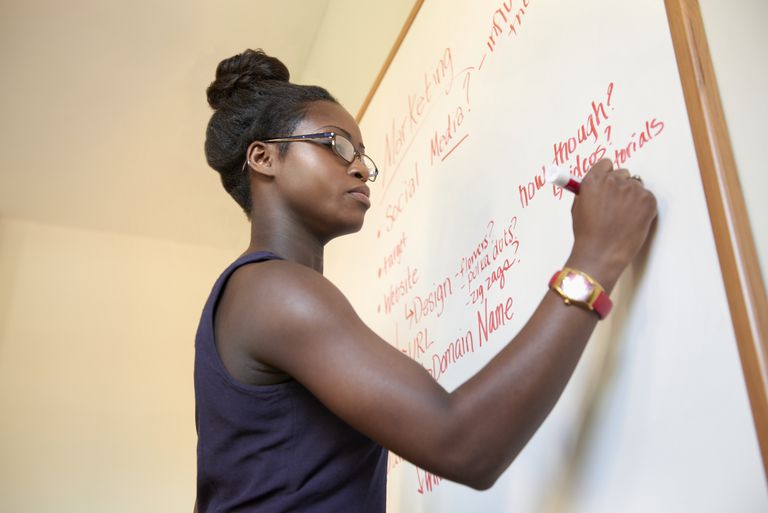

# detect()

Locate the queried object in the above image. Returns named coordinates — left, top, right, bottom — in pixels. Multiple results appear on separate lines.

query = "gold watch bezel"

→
left=550, top=267, right=605, bottom=311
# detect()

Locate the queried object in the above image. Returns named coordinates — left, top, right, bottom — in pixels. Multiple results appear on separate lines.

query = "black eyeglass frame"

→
left=252, top=131, right=379, bottom=182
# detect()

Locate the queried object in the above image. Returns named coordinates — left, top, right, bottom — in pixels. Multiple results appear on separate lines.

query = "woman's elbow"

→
left=464, top=471, right=498, bottom=491
left=443, top=452, right=505, bottom=491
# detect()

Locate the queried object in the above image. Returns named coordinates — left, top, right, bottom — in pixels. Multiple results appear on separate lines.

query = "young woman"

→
left=194, top=49, right=657, bottom=512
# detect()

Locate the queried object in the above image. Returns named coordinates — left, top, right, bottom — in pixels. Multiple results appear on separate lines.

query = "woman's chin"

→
left=325, top=217, right=366, bottom=243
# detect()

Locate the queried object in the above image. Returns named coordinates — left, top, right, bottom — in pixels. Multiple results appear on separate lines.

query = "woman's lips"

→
left=347, top=185, right=371, bottom=207
left=348, top=190, right=371, bottom=207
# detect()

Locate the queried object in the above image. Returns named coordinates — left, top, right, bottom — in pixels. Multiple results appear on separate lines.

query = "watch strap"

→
left=591, top=288, right=613, bottom=319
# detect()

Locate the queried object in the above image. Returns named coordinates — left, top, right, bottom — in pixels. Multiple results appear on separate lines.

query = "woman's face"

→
left=271, top=100, right=373, bottom=242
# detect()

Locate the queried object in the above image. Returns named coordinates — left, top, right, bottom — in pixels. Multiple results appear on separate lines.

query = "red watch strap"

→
left=592, top=290, right=613, bottom=319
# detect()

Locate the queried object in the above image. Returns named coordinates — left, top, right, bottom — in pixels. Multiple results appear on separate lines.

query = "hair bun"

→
left=206, top=49, right=290, bottom=109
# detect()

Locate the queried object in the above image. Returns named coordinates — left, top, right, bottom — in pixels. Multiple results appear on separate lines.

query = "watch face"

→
left=561, top=271, right=594, bottom=302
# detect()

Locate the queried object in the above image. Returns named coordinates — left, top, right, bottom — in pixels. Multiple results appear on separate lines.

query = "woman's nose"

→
left=347, top=157, right=371, bottom=182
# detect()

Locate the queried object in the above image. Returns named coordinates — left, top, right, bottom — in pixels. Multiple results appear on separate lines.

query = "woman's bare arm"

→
left=217, top=160, right=656, bottom=489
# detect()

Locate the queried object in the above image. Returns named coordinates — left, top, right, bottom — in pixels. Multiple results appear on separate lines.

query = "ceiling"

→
left=0, top=0, right=378, bottom=250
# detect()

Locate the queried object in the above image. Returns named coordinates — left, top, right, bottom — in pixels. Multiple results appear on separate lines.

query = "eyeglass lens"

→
left=334, top=135, right=377, bottom=176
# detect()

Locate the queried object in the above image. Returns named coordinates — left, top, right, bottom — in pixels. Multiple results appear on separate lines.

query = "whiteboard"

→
left=325, top=1, right=767, bottom=511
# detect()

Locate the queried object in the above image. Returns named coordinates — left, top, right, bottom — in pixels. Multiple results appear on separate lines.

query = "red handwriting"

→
left=518, top=165, right=560, bottom=209
left=456, top=217, right=522, bottom=305
left=379, top=232, right=408, bottom=279
left=416, top=468, right=444, bottom=495
left=441, top=133, right=470, bottom=163
left=395, top=324, right=434, bottom=365
left=429, top=328, right=475, bottom=382
left=405, top=276, right=454, bottom=327
left=554, top=116, right=665, bottom=184
left=469, top=282, right=486, bottom=306
left=382, top=266, right=419, bottom=314
left=613, top=118, right=665, bottom=166
left=429, top=104, right=467, bottom=165
left=518, top=113, right=663, bottom=210
left=487, top=0, right=533, bottom=53
left=433, top=47, right=455, bottom=96
left=461, top=67, right=473, bottom=111
left=456, top=221, right=494, bottom=292
left=516, top=82, right=618, bottom=208
left=384, top=162, right=421, bottom=230
left=403, top=216, right=520, bottom=383
left=477, top=296, right=515, bottom=346
left=567, top=144, right=608, bottom=179
left=485, top=257, right=519, bottom=293
left=491, top=216, right=519, bottom=260
left=553, top=82, right=614, bottom=165
left=562, top=117, right=665, bottom=176
left=382, top=48, right=455, bottom=195
left=388, top=453, right=405, bottom=475
left=425, top=60, right=476, bottom=168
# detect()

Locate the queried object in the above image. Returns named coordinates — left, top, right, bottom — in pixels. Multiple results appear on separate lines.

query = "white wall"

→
left=698, top=0, right=768, bottom=283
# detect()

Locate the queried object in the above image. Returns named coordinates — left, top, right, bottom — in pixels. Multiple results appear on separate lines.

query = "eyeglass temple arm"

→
left=262, top=132, right=335, bottom=143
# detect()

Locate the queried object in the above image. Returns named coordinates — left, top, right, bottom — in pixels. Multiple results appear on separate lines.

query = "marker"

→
left=545, top=165, right=581, bottom=194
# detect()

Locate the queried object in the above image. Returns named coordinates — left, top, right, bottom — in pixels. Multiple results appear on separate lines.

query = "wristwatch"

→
left=549, top=267, right=613, bottom=319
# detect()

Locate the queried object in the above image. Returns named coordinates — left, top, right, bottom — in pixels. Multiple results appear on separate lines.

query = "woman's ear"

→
left=245, top=141, right=277, bottom=177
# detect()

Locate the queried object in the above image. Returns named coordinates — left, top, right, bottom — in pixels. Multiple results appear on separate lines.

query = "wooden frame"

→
left=360, top=0, right=768, bottom=479
left=355, top=0, right=425, bottom=122
left=665, top=0, right=768, bottom=478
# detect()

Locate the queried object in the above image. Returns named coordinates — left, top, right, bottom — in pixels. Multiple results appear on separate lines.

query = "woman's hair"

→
left=204, top=49, right=337, bottom=216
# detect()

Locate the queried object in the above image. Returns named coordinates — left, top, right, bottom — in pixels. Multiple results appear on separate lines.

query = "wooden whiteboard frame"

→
left=665, top=0, right=768, bottom=478
left=358, top=0, right=768, bottom=479
left=355, top=0, right=425, bottom=123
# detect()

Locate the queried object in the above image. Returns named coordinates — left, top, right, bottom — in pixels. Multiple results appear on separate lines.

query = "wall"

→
left=698, top=0, right=768, bottom=282
left=299, top=0, right=417, bottom=114
left=0, top=217, right=233, bottom=512
left=0, top=1, right=415, bottom=511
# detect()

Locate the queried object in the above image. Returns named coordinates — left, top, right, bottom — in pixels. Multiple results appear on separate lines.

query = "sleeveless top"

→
left=194, top=252, right=388, bottom=512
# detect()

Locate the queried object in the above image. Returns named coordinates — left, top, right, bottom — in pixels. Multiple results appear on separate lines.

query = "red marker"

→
left=545, top=165, right=581, bottom=194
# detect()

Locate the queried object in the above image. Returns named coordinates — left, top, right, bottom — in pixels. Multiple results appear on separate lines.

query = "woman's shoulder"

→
left=221, top=258, right=354, bottom=338
left=229, top=258, right=335, bottom=300
left=214, top=258, right=354, bottom=384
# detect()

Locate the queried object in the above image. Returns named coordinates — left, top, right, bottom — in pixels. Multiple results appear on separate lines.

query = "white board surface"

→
left=325, top=1, right=768, bottom=511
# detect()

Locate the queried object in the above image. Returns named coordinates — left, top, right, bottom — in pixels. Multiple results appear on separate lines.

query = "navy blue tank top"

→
left=194, top=252, right=388, bottom=512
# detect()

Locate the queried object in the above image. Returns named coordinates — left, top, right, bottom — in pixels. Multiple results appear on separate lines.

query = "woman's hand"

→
left=568, top=159, right=658, bottom=291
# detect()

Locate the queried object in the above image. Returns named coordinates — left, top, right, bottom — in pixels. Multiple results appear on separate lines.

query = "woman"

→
left=194, top=49, right=657, bottom=512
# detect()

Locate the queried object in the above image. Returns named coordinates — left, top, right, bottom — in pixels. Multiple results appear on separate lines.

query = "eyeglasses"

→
left=259, top=131, right=379, bottom=182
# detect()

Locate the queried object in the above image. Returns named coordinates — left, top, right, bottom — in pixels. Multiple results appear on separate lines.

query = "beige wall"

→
left=299, top=0, right=417, bottom=115
left=0, top=1, right=415, bottom=511
left=0, top=217, right=234, bottom=512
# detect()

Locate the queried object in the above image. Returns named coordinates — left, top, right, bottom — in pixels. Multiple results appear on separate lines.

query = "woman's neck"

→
left=244, top=220, right=325, bottom=274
